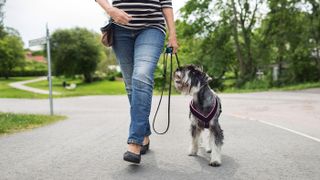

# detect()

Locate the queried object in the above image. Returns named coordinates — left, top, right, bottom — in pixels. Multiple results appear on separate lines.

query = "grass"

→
left=223, top=81, right=320, bottom=93
left=0, top=77, right=48, bottom=98
left=27, top=76, right=127, bottom=97
left=1, top=76, right=319, bottom=98
left=0, top=112, right=66, bottom=135
left=0, top=76, right=127, bottom=98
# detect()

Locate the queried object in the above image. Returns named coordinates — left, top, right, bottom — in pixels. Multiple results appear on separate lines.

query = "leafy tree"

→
left=260, top=0, right=319, bottom=84
left=179, top=0, right=263, bottom=88
left=0, top=30, right=25, bottom=79
left=306, top=0, right=320, bottom=79
left=230, top=0, right=263, bottom=85
left=0, top=0, right=7, bottom=39
left=50, top=28, right=104, bottom=83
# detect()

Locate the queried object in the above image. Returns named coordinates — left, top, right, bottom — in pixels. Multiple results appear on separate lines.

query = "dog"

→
left=174, top=64, right=224, bottom=166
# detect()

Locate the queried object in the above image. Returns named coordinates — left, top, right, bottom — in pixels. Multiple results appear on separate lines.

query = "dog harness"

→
left=190, top=97, right=221, bottom=128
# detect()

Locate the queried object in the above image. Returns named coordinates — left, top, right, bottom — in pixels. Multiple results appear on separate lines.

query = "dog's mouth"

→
left=174, top=72, right=189, bottom=92
left=174, top=73, right=182, bottom=85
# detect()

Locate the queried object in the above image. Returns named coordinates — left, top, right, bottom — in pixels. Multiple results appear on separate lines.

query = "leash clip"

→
left=165, top=47, right=173, bottom=54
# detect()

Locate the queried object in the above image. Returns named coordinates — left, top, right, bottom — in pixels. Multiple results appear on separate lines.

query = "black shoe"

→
left=140, top=142, right=150, bottom=155
left=123, top=151, right=141, bottom=164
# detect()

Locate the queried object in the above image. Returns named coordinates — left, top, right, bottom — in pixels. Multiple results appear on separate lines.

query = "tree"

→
left=260, top=0, right=318, bottom=84
left=0, top=0, right=7, bottom=39
left=230, top=0, right=263, bottom=85
left=180, top=0, right=263, bottom=87
left=50, top=27, right=104, bottom=83
left=0, top=30, right=25, bottom=79
left=306, top=0, right=320, bottom=79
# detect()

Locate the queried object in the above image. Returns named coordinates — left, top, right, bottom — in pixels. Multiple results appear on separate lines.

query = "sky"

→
left=3, top=0, right=188, bottom=48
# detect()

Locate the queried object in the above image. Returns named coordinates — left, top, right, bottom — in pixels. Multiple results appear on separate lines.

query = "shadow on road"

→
left=112, top=148, right=239, bottom=180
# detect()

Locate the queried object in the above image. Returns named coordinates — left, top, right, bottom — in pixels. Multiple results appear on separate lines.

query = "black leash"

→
left=152, top=47, right=181, bottom=135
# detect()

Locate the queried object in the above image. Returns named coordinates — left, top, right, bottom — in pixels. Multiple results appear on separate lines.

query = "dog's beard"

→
left=174, top=70, right=201, bottom=95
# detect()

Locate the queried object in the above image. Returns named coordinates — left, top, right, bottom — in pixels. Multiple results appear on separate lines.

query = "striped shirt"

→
left=98, top=0, right=172, bottom=34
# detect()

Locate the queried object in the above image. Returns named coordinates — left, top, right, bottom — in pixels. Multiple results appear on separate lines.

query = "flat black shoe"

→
left=123, top=151, right=141, bottom=164
left=140, top=142, right=150, bottom=155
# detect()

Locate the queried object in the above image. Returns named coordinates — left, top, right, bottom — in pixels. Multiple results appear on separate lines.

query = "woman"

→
left=95, top=0, right=178, bottom=164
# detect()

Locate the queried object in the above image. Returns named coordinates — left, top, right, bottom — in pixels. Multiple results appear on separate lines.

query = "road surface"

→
left=0, top=90, right=319, bottom=179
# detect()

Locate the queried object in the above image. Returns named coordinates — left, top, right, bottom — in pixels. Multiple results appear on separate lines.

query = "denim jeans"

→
left=112, top=24, right=165, bottom=146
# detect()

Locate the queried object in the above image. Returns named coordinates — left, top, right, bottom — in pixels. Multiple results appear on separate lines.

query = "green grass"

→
left=0, top=112, right=66, bottom=135
left=27, top=76, right=127, bottom=97
left=1, top=76, right=319, bottom=99
left=0, top=77, right=48, bottom=98
left=223, top=81, right=320, bottom=93
left=0, top=76, right=127, bottom=98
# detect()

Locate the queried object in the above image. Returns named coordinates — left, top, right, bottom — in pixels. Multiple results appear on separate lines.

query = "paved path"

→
left=9, top=76, right=61, bottom=95
left=0, top=91, right=320, bottom=180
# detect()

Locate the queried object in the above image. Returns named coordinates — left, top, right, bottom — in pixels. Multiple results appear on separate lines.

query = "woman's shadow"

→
left=112, top=147, right=239, bottom=180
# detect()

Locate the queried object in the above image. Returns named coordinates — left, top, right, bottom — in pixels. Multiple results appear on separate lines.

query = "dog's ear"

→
left=196, top=65, right=203, bottom=71
left=206, top=74, right=213, bottom=83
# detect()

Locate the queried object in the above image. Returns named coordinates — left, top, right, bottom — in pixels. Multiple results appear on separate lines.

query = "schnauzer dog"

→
left=174, top=65, right=224, bottom=166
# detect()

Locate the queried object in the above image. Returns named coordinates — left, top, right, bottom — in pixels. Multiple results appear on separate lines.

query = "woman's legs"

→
left=112, top=25, right=134, bottom=103
left=113, top=25, right=164, bottom=149
left=127, top=28, right=165, bottom=146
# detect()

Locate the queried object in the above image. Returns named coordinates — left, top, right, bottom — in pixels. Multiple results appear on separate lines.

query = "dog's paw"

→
left=188, top=146, right=198, bottom=156
left=188, top=149, right=198, bottom=156
left=188, top=152, right=197, bottom=156
left=205, top=148, right=212, bottom=153
left=209, top=160, right=221, bottom=167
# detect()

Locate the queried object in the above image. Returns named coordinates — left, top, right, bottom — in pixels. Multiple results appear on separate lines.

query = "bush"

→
left=105, top=70, right=119, bottom=81
left=243, top=79, right=271, bottom=90
left=0, top=70, right=47, bottom=77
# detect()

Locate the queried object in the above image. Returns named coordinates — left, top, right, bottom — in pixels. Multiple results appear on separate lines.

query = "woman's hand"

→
left=168, top=34, right=179, bottom=54
left=106, top=7, right=132, bottom=25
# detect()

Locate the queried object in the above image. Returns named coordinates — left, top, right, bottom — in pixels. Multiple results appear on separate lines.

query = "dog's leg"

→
left=209, top=122, right=224, bottom=166
left=189, top=124, right=201, bottom=156
left=206, top=129, right=213, bottom=153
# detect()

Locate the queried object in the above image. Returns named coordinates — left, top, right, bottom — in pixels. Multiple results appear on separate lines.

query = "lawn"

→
left=223, top=81, right=320, bottom=93
left=27, top=76, right=127, bottom=97
left=0, top=76, right=127, bottom=98
left=0, top=112, right=66, bottom=135
left=0, top=77, right=48, bottom=98
left=1, top=76, right=320, bottom=98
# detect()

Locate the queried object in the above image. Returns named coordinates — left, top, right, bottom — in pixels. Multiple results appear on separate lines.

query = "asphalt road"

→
left=0, top=90, right=320, bottom=180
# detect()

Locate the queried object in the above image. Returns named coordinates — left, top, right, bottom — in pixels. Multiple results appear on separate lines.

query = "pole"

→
left=46, top=23, right=53, bottom=115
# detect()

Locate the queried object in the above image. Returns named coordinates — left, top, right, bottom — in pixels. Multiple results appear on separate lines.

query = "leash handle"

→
left=165, top=47, right=181, bottom=68
left=152, top=47, right=176, bottom=135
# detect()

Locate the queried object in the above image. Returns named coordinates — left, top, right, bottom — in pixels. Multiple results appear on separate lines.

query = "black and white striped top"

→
left=101, top=0, right=172, bottom=34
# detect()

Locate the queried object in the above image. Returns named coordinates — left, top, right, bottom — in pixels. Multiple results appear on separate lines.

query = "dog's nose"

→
left=175, top=74, right=181, bottom=79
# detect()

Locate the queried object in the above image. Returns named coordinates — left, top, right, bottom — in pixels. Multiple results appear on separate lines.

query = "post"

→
left=46, top=24, right=53, bottom=115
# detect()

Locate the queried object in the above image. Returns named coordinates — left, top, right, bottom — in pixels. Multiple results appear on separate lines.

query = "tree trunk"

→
left=84, top=73, right=92, bottom=83
left=241, top=25, right=255, bottom=81
left=230, top=0, right=245, bottom=86
left=316, top=47, right=320, bottom=80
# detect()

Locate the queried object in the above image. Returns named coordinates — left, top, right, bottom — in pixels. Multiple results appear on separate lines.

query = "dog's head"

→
left=174, top=64, right=212, bottom=95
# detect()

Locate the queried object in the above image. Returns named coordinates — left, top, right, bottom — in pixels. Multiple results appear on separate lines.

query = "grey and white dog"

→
left=174, top=65, right=224, bottom=166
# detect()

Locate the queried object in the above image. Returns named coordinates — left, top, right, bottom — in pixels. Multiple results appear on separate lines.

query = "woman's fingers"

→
left=118, top=10, right=132, bottom=24
left=168, top=36, right=179, bottom=54
left=108, top=7, right=132, bottom=25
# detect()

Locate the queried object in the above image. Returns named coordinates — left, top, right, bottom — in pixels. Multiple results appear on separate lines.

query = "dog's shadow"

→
left=195, top=147, right=238, bottom=175
left=111, top=148, right=239, bottom=180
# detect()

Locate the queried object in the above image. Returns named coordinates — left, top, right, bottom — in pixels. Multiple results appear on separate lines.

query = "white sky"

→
left=3, top=0, right=188, bottom=48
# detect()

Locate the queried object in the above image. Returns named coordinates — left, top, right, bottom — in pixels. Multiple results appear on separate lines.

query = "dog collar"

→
left=190, top=98, right=219, bottom=128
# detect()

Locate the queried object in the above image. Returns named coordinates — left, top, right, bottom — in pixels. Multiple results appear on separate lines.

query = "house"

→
left=25, top=51, right=47, bottom=64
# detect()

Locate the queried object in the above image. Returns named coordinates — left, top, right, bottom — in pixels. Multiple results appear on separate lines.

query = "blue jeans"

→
left=112, top=24, right=165, bottom=146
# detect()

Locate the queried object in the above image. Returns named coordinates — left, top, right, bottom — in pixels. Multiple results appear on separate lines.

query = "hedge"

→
left=0, top=70, right=48, bottom=77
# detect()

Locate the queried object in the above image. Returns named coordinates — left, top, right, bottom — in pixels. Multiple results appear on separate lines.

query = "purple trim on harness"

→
left=190, top=98, right=218, bottom=128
